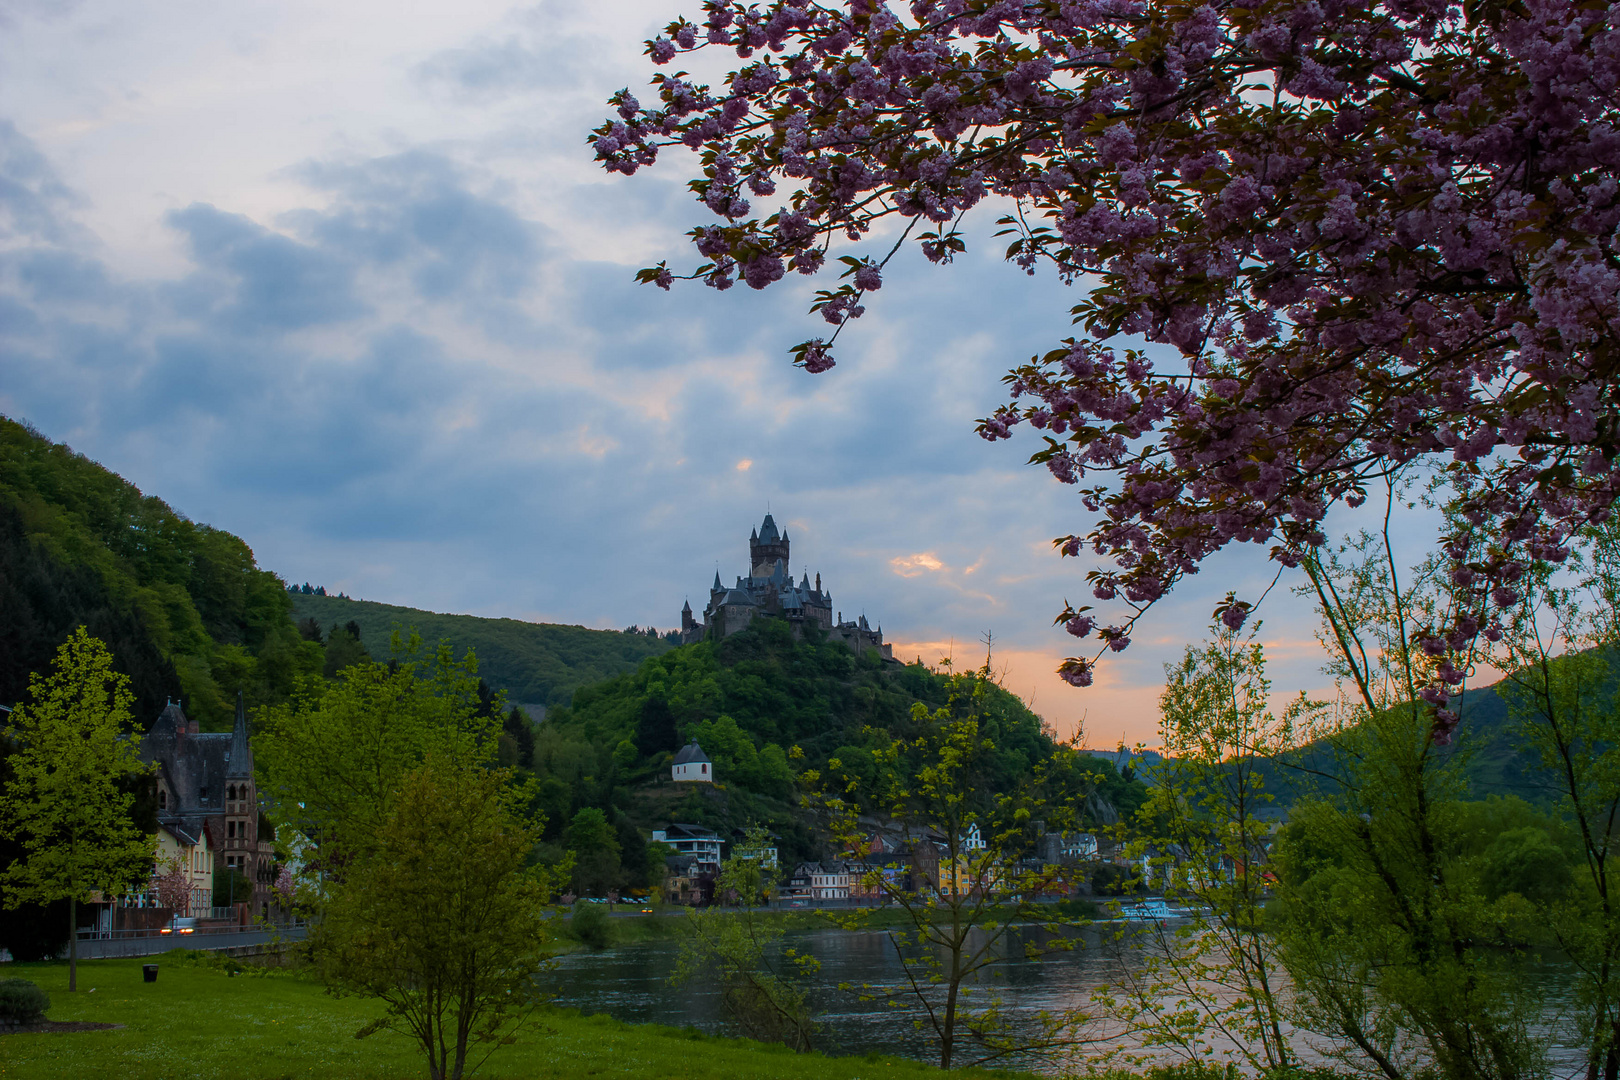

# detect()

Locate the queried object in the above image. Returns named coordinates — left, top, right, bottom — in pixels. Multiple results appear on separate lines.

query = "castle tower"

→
left=749, top=513, right=790, bottom=578
left=223, top=691, right=261, bottom=900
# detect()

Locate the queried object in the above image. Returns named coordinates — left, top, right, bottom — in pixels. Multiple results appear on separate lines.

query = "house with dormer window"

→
left=141, top=693, right=275, bottom=918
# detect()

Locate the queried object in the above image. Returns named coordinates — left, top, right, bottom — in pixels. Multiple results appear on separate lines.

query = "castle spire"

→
left=226, top=690, right=253, bottom=778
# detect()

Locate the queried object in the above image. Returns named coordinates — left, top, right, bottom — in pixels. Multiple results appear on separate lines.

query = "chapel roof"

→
left=672, top=741, right=711, bottom=766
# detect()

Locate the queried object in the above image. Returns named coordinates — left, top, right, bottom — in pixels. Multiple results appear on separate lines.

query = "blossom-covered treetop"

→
left=593, top=0, right=1620, bottom=726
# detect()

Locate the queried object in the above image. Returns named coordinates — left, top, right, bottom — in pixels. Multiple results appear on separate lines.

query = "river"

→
left=547, top=920, right=1592, bottom=1076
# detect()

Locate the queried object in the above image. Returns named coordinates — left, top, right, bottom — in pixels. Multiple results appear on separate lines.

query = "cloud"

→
left=891, top=552, right=945, bottom=576
left=0, top=119, right=85, bottom=245
left=0, top=0, right=1359, bottom=740
left=165, top=203, right=366, bottom=332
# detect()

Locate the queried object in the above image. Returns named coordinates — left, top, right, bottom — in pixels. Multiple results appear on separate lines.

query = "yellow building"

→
left=155, top=821, right=214, bottom=917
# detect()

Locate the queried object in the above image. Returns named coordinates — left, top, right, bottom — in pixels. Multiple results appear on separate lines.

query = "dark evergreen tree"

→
left=503, top=707, right=535, bottom=769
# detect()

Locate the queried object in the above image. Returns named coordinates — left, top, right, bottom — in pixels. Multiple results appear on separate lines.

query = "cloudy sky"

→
left=0, top=0, right=1378, bottom=745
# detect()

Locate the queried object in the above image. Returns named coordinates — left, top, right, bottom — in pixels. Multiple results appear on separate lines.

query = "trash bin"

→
left=142, top=964, right=158, bottom=983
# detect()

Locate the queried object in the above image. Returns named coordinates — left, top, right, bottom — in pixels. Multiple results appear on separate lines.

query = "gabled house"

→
left=154, top=821, right=214, bottom=917
left=140, top=693, right=274, bottom=918
left=671, top=742, right=713, bottom=783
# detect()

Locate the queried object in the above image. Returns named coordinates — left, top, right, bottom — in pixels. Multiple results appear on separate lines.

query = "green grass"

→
left=0, top=954, right=1021, bottom=1080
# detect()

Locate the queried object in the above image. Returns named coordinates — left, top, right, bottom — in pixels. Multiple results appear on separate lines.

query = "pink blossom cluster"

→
left=596, top=0, right=1620, bottom=737
left=272, top=864, right=296, bottom=905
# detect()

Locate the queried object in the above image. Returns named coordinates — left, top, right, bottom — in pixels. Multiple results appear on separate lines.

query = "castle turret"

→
left=750, top=513, right=791, bottom=577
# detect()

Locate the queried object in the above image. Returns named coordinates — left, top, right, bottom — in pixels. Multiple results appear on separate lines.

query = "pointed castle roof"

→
left=226, top=691, right=253, bottom=779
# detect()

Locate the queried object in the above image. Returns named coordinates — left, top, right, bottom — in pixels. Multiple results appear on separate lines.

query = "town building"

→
left=653, top=824, right=724, bottom=876
left=154, top=822, right=214, bottom=917
left=140, top=693, right=274, bottom=918
left=671, top=741, right=712, bottom=783
left=679, top=513, right=894, bottom=660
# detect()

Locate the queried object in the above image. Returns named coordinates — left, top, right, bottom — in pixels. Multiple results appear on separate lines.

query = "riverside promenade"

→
left=68, top=923, right=307, bottom=959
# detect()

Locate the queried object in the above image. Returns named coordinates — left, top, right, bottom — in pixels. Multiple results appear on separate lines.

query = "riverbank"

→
left=0, top=953, right=1024, bottom=1079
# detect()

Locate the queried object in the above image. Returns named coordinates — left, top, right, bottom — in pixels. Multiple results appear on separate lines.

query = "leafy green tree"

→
left=0, top=628, right=156, bottom=990
left=673, top=825, right=818, bottom=1051
left=256, top=635, right=498, bottom=868
left=321, top=623, right=370, bottom=678
left=565, top=807, right=621, bottom=897
left=211, top=865, right=254, bottom=907
left=1273, top=491, right=1548, bottom=1080
left=503, top=706, right=535, bottom=769
left=1105, top=623, right=1315, bottom=1072
left=314, top=756, right=559, bottom=1080
left=689, top=715, right=794, bottom=796
left=808, top=666, right=1088, bottom=1070
left=1487, top=520, right=1620, bottom=1080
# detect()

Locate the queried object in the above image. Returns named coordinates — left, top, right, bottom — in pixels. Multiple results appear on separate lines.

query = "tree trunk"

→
left=68, top=894, right=78, bottom=991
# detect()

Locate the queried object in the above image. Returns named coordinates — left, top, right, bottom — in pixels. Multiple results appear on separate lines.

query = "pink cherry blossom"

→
left=596, top=0, right=1620, bottom=723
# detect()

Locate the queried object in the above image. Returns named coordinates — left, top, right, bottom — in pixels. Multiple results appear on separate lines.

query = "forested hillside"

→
left=0, top=416, right=680, bottom=729
left=1242, top=647, right=1620, bottom=813
left=529, top=617, right=1146, bottom=871
left=0, top=416, right=310, bottom=727
left=287, top=593, right=672, bottom=708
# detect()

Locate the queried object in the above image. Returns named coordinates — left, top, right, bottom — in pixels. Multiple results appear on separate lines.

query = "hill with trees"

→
left=0, top=415, right=683, bottom=729
left=0, top=416, right=308, bottom=727
left=286, top=593, right=672, bottom=710
left=527, top=617, right=1146, bottom=877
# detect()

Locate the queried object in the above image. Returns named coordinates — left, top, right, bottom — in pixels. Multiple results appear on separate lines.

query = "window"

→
left=701, top=763, right=708, bottom=774
left=158, top=789, right=167, bottom=809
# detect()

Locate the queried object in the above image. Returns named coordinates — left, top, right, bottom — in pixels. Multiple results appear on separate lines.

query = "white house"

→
left=961, top=822, right=986, bottom=852
left=787, top=861, right=852, bottom=900
left=653, top=824, right=724, bottom=875
left=672, top=741, right=713, bottom=782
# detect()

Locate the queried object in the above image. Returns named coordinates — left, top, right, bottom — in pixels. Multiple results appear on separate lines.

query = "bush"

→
left=570, top=900, right=613, bottom=950
left=212, top=866, right=253, bottom=907
left=0, top=897, right=69, bottom=961
left=0, top=978, right=49, bottom=1024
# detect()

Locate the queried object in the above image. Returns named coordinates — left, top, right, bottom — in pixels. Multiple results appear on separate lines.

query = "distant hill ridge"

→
left=287, top=593, right=672, bottom=709
left=0, top=415, right=672, bottom=724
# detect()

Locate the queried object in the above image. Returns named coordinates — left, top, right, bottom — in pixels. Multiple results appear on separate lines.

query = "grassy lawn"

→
left=0, top=953, right=1020, bottom=1080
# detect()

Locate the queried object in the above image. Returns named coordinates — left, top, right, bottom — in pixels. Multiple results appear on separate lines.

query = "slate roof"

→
left=226, top=692, right=253, bottom=779
left=141, top=693, right=254, bottom=820
left=672, top=742, right=710, bottom=766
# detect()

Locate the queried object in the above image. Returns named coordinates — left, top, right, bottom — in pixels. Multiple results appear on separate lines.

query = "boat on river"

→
left=1113, top=899, right=1205, bottom=921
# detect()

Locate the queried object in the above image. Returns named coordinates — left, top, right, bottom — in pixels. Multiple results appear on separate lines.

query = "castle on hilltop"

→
left=680, top=512, right=894, bottom=661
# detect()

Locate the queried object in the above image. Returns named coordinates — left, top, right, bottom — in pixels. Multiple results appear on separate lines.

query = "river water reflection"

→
left=547, top=921, right=1589, bottom=1076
